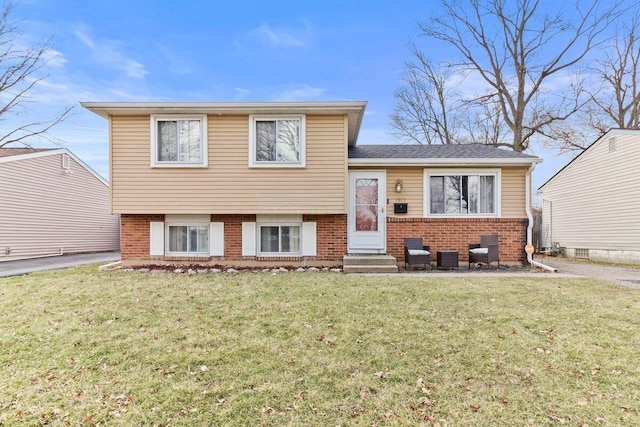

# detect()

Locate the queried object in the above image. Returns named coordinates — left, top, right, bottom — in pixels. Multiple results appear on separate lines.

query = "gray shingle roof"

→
left=348, top=144, right=537, bottom=160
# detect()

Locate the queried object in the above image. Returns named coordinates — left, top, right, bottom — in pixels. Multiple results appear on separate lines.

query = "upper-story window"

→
left=151, top=115, right=207, bottom=167
left=249, top=115, right=306, bottom=167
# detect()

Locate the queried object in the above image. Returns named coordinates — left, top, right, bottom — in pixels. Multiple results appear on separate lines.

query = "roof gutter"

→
left=80, top=101, right=367, bottom=118
left=80, top=100, right=367, bottom=147
left=525, top=161, right=556, bottom=272
left=348, top=158, right=541, bottom=167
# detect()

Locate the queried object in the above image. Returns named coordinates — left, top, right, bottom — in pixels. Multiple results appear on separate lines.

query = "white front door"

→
left=348, top=170, right=386, bottom=254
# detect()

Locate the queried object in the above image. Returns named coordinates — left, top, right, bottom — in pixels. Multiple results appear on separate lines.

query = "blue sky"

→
left=14, top=0, right=575, bottom=192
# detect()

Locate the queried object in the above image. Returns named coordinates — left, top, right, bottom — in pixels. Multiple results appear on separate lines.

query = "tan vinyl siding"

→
left=501, top=167, right=527, bottom=218
left=385, top=168, right=424, bottom=217
left=110, top=115, right=347, bottom=214
left=540, top=132, right=640, bottom=251
left=380, top=166, right=527, bottom=218
left=0, top=154, right=120, bottom=260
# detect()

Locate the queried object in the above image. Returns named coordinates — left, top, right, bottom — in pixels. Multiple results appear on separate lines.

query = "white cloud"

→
left=252, top=21, right=313, bottom=47
left=42, top=48, right=67, bottom=68
left=234, top=87, right=251, bottom=99
left=107, top=89, right=153, bottom=101
left=155, top=44, right=192, bottom=75
left=75, top=29, right=148, bottom=79
left=275, top=84, right=326, bottom=101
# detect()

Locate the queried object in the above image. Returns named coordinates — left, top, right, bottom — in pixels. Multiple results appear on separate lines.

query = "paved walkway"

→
left=539, top=257, right=640, bottom=289
left=0, top=251, right=120, bottom=278
left=392, top=257, right=640, bottom=290
left=1, top=252, right=637, bottom=290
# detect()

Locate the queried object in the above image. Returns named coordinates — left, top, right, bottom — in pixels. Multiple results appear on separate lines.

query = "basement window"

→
left=575, top=248, right=589, bottom=259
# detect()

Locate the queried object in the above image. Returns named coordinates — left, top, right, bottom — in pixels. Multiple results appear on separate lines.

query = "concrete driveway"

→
left=540, top=257, right=640, bottom=289
left=0, top=251, right=120, bottom=278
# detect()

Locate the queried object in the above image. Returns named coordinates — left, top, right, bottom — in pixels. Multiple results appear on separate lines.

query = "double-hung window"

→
left=151, top=115, right=207, bottom=167
left=249, top=115, right=305, bottom=167
left=425, top=170, right=499, bottom=216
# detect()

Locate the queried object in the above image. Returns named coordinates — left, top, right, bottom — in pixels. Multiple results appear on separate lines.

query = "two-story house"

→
left=82, top=101, right=540, bottom=269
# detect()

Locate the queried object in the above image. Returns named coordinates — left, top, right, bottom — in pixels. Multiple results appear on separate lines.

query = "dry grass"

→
left=1, top=266, right=640, bottom=426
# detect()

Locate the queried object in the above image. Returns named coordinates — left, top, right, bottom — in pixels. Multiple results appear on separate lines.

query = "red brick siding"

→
left=210, top=214, right=256, bottom=259
left=121, top=214, right=525, bottom=265
left=387, top=217, right=528, bottom=264
left=120, top=214, right=164, bottom=260
left=119, top=213, right=347, bottom=263
left=304, top=214, right=347, bottom=261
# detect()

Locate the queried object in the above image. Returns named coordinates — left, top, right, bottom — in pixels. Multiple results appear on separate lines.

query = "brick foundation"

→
left=121, top=214, right=528, bottom=266
left=210, top=214, right=256, bottom=259
left=304, top=214, right=347, bottom=260
left=387, top=217, right=528, bottom=265
left=120, top=213, right=348, bottom=264
left=120, top=214, right=164, bottom=260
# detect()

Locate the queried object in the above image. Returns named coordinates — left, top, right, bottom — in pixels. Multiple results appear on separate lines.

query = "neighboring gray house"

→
left=0, top=148, right=120, bottom=261
left=538, top=129, right=640, bottom=264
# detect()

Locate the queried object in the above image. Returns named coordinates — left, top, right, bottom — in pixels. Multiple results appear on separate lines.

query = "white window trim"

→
left=150, top=114, right=208, bottom=168
left=423, top=168, right=501, bottom=218
left=164, top=214, right=211, bottom=256
left=248, top=114, right=306, bottom=168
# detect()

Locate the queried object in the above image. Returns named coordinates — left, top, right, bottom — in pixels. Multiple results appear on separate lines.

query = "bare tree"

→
left=537, top=119, right=596, bottom=153
left=0, top=2, right=73, bottom=148
left=391, top=47, right=462, bottom=145
left=407, top=0, right=624, bottom=152
left=459, top=97, right=511, bottom=147
left=391, top=49, right=515, bottom=147
left=584, top=13, right=640, bottom=133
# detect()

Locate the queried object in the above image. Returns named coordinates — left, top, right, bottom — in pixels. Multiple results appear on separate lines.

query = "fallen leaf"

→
left=547, top=411, right=566, bottom=423
left=325, top=337, right=337, bottom=346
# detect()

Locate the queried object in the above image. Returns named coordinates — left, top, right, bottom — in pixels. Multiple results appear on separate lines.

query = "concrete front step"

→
left=343, top=254, right=398, bottom=274
left=343, top=255, right=397, bottom=266
left=343, top=264, right=399, bottom=274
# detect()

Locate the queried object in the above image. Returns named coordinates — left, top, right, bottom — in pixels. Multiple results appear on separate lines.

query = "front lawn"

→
left=1, top=267, right=639, bottom=425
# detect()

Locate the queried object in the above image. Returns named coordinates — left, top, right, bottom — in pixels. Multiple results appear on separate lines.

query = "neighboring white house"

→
left=0, top=148, right=120, bottom=261
left=538, top=129, right=640, bottom=264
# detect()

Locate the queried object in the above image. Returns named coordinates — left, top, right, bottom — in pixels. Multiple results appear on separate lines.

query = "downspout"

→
left=526, top=162, right=557, bottom=272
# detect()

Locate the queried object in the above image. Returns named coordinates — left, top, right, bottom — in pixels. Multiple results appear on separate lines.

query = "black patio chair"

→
left=404, top=237, right=431, bottom=270
left=468, top=234, right=500, bottom=268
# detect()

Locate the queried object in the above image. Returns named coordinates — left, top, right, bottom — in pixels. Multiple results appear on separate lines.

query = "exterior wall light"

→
left=395, top=180, right=403, bottom=193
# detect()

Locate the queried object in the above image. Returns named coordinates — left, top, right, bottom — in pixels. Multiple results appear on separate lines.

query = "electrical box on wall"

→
left=394, top=203, right=408, bottom=214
